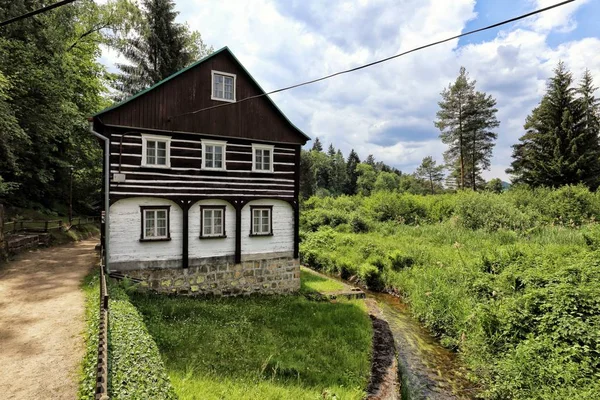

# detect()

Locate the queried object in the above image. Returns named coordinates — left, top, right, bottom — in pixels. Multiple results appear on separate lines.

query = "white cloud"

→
left=99, top=0, right=600, bottom=182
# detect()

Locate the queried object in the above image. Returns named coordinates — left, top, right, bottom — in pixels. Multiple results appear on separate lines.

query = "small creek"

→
left=367, top=291, right=477, bottom=399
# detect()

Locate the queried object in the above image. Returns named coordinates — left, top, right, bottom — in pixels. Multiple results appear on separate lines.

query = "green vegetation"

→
left=78, top=271, right=102, bottom=400
left=129, top=291, right=373, bottom=400
left=77, top=272, right=176, bottom=399
left=300, top=268, right=345, bottom=294
left=300, top=187, right=600, bottom=399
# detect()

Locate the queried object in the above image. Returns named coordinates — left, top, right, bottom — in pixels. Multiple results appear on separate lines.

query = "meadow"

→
left=300, top=185, right=600, bottom=399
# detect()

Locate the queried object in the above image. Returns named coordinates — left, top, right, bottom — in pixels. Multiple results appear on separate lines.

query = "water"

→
left=368, top=292, right=478, bottom=399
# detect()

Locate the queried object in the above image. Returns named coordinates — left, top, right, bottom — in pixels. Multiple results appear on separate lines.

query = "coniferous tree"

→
left=327, top=143, right=336, bottom=157
left=435, top=67, right=499, bottom=190
left=115, top=0, right=212, bottom=97
left=345, top=149, right=361, bottom=195
left=329, top=149, right=348, bottom=195
left=365, top=154, right=376, bottom=166
left=507, top=62, right=600, bottom=188
left=415, top=156, right=445, bottom=194
left=312, top=137, right=323, bottom=152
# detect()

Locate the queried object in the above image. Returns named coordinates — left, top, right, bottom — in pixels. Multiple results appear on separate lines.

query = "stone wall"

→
left=117, top=254, right=300, bottom=296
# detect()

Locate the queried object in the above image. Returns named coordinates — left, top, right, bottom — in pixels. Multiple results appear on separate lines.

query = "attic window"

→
left=211, top=70, right=236, bottom=102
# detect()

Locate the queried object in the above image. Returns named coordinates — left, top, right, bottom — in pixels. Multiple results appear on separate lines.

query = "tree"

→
left=507, top=63, right=600, bottom=189
left=356, top=163, right=377, bottom=196
left=329, top=149, right=348, bottom=195
left=311, top=137, right=323, bottom=152
left=114, top=0, right=212, bottom=97
left=374, top=171, right=400, bottom=192
left=345, top=149, right=360, bottom=195
left=485, top=178, right=504, bottom=193
left=299, top=149, right=317, bottom=199
left=327, top=143, right=336, bottom=157
left=435, top=67, right=499, bottom=190
left=365, top=154, right=376, bottom=166
left=415, top=156, right=444, bottom=194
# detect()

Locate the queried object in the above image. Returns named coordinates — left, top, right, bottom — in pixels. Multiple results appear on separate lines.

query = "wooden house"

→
left=91, top=47, right=310, bottom=295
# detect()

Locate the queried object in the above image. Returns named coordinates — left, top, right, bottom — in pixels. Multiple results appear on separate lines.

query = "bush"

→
left=363, top=191, right=426, bottom=224
left=454, top=191, right=534, bottom=232
left=358, top=263, right=385, bottom=291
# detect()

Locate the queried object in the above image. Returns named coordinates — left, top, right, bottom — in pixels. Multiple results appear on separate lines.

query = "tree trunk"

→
left=429, top=174, right=434, bottom=195
left=459, top=102, right=465, bottom=190
left=472, top=131, right=477, bottom=191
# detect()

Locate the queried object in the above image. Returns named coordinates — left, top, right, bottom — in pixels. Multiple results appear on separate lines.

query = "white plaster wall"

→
left=188, top=199, right=236, bottom=258
left=109, top=197, right=183, bottom=263
left=241, top=199, right=294, bottom=255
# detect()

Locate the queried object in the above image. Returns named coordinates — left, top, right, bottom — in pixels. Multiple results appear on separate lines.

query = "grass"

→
left=129, top=292, right=373, bottom=400
left=300, top=267, right=345, bottom=294
left=78, top=270, right=101, bottom=400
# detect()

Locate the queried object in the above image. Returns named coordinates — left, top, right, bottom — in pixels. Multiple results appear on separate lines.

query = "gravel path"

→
left=0, top=239, right=97, bottom=400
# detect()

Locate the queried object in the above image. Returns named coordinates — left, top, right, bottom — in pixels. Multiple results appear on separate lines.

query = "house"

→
left=90, top=47, right=310, bottom=296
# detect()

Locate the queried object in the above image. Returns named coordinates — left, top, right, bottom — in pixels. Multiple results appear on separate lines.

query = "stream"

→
left=368, top=291, right=478, bottom=399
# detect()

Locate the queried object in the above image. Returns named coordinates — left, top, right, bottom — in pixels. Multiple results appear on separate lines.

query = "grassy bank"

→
left=130, top=291, right=373, bottom=400
left=78, top=271, right=176, bottom=400
left=301, top=188, right=600, bottom=399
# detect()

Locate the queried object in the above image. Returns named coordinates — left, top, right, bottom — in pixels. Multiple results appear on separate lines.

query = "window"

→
left=250, top=206, right=272, bottom=236
left=252, top=144, right=274, bottom=172
left=141, top=134, right=171, bottom=168
left=200, top=206, right=226, bottom=238
left=201, top=139, right=227, bottom=170
left=211, top=70, right=236, bottom=102
left=140, top=206, right=170, bottom=241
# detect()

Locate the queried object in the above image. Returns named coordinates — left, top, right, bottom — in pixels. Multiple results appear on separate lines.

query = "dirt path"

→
left=0, top=239, right=98, bottom=400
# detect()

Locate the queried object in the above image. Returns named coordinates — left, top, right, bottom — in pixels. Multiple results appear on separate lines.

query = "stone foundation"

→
left=114, top=254, right=300, bottom=296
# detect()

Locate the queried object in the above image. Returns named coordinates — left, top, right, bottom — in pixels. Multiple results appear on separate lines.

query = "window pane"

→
left=146, top=142, right=156, bottom=164
left=204, top=225, right=212, bottom=235
left=157, top=226, right=167, bottom=237
left=214, top=146, right=222, bottom=155
left=214, top=75, right=223, bottom=98
left=157, top=141, right=166, bottom=150
left=214, top=160, right=222, bottom=169
left=214, top=225, right=222, bottom=235
left=145, top=211, right=155, bottom=237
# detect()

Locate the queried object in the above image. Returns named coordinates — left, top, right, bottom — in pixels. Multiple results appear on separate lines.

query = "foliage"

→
left=114, top=0, right=213, bottom=97
left=108, top=282, right=177, bottom=399
left=0, top=0, right=137, bottom=212
left=300, top=188, right=600, bottom=399
left=415, top=156, right=445, bottom=194
left=78, top=271, right=102, bottom=400
left=508, top=62, right=600, bottom=189
left=130, top=291, right=372, bottom=400
left=436, top=67, right=499, bottom=190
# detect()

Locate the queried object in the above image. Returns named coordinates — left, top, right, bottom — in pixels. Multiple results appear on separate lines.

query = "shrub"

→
left=350, top=213, right=370, bottom=233
left=363, top=191, right=426, bottom=224
left=358, top=263, right=385, bottom=291
left=454, top=191, right=534, bottom=232
left=388, top=251, right=414, bottom=271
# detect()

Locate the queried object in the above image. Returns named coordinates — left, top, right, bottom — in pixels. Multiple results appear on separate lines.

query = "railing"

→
left=96, top=249, right=110, bottom=400
left=2, top=216, right=100, bottom=234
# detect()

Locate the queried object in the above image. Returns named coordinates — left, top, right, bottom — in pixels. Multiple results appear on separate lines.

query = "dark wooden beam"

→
left=235, top=202, right=242, bottom=264
left=182, top=202, right=189, bottom=269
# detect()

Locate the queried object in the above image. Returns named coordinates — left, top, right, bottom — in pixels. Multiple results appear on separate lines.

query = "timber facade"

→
left=92, top=47, right=309, bottom=296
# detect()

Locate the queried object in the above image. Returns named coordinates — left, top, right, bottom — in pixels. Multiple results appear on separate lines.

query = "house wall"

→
left=109, top=197, right=183, bottom=269
left=241, top=199, right=294, bottom=257
left=188, top=199, right=236, bottom=259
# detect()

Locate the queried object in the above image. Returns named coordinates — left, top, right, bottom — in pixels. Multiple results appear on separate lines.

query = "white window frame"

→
left=252, top=144, right=274, bottom=173
left=251, top=207, right=272, bottom=236
left=211, top=70, right=236, bottom=102
left=201, top=139, right=227, bottom=170
left=142, top=208, right=169, bottom=240
left=201, top=207, right=226, bottom=238
left=141, top=134, right=171, bottom=168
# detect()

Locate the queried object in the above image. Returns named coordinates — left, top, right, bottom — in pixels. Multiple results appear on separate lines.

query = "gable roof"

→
left=94, top=46, right=310, bottom=142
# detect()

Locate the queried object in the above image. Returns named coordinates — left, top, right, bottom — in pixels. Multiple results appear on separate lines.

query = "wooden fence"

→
left=2, top=216, right=100, bottom=234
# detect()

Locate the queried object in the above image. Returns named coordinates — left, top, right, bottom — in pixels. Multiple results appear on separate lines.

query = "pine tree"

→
left=327, top=143, right=336, bottom=157
left=312, top=137, right=323, bottom=152
left=115, top=0, right=212, bottom=97
left=507, top=63, right=600, bottom=189
left=415, top=156, right=445, bottom=194
left=345, top=149, right=361, bottom=195
left=436, top=67, right=499, bottom=190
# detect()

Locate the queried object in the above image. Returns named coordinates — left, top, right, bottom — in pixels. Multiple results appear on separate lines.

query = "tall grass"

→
left=300, top=186, right=600, bottom=399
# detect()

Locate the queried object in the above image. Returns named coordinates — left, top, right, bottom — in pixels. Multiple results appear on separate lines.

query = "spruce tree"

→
left=327, top=143, right=336, bottom=157
left=115, top=0, right=212, bottom=97
left=508, top=63, right=600, bottom=188
left=365, top=154, right=376, bottom=166
left=415, top=156, right=445, bottom=194
left=312, top=137, right=323, bottom=152
left=345, top=149, right=360, bottom=195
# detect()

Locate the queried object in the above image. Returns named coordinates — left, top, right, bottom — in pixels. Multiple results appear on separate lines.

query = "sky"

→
left=99, top=0, right=600, bottom=182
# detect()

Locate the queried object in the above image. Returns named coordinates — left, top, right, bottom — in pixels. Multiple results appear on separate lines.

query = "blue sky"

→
left=99, top=0, right=600, bottom=181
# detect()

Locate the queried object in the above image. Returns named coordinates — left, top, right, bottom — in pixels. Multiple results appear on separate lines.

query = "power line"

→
left=0, top=0, right=78, bottom=29
left=170, top=0, right=575, bottom=120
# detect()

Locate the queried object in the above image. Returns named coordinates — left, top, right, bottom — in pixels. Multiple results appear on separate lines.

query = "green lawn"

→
left=130, top=292, right=373, bottom=400
left=300, top=268, right=345, bottom=294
